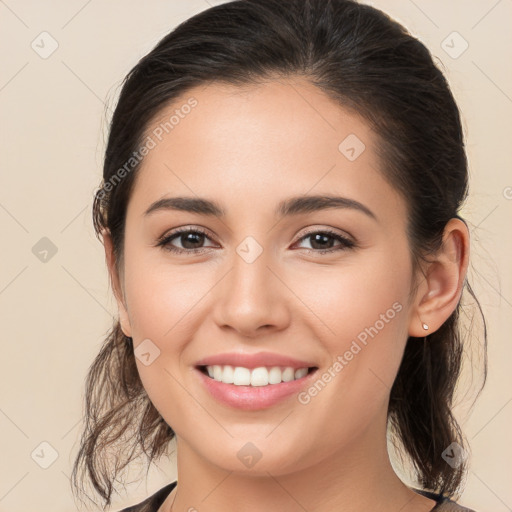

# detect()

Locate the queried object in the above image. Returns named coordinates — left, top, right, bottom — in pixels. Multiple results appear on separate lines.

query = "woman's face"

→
left=111, top=77, right=421, bottom=475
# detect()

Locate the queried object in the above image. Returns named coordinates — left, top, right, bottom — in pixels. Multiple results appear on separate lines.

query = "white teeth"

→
left=282, top=367, right=295, bottom=382
left=233, top=366, right=251, bottom=385
left=204, top=365, right=311, bottom=386
left=268, top=366, right=282, bottom=384
left=213, top=365, right=223, bottom=381
left=221, top=365, right=234, bottom=384
left=294, top=367, right=308, bottom=379
left=250, top=367, right=268, bottom=387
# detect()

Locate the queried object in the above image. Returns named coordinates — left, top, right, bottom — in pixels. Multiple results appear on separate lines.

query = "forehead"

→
left=144, top=76, right=373, bottom=163
left=129, top=77, right=406, bottom=225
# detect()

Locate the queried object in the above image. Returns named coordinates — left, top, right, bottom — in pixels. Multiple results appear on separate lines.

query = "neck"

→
left=162, top=413, right=437, bottom=512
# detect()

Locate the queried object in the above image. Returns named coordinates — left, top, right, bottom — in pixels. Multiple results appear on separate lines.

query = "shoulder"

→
left=433, top=498, right=478, bottom=511
left=116, top=481, right=177, bottom=512
left=412, top=487, right=478, bottom=512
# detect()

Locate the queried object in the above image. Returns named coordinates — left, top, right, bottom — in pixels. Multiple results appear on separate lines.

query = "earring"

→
left=422, top=322, right=429, bottom=331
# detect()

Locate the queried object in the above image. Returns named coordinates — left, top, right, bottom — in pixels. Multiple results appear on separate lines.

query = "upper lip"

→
left=195, top=351, right=317, bottom=370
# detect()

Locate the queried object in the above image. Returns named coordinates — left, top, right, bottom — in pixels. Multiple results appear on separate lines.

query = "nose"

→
left=212, top=246, right=290, bottom=338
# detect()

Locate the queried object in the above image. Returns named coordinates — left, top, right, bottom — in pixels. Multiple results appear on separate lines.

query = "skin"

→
left=103, top=76, right=469, bottom=512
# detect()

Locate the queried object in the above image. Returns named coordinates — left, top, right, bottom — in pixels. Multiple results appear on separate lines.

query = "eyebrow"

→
left=144, top=194, right=377, bottom=221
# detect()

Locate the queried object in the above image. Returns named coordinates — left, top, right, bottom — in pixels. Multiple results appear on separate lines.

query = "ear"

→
left=408, top=218, right=470, bottom=337
left=102, top=228, right=132, bottom=338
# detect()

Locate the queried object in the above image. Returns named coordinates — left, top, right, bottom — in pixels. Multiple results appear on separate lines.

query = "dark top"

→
left=117, top=481, right=477, bottom=512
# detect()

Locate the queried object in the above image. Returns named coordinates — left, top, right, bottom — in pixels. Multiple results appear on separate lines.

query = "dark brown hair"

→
left=71, top=0, right=487, bottom=508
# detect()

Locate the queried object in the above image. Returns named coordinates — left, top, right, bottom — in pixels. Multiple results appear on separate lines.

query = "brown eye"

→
left=295, top=230, right=355, bottom=254
left=175, top=231, right=206, bottom=250
left=157, top=228, right=216, bottom=254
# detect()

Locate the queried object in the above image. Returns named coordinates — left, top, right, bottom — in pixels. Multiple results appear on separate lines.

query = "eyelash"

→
left=156, top=226, right=356, bottom=255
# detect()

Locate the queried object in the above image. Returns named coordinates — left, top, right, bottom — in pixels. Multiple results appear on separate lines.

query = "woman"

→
left=71, top=0, right=487, bottom=510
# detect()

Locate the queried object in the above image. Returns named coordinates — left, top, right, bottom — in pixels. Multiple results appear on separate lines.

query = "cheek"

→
left=122, top=253, right=212, bottom=428
left=288, top=249, right=410, bottom=345
left=123, top=247, right=211, bottom=341
left=289, top=249, right=412, bottom=406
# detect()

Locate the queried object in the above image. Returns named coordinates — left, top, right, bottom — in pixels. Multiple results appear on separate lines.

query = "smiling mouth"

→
left=197, top=364, right=318, bottom=387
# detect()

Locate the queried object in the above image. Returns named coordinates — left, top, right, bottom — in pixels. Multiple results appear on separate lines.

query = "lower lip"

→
left=195, top=367, right=318, bottom=410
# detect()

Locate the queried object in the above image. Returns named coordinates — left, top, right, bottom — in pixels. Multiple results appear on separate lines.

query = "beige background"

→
left=1, top=0, right=511, bottom=510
